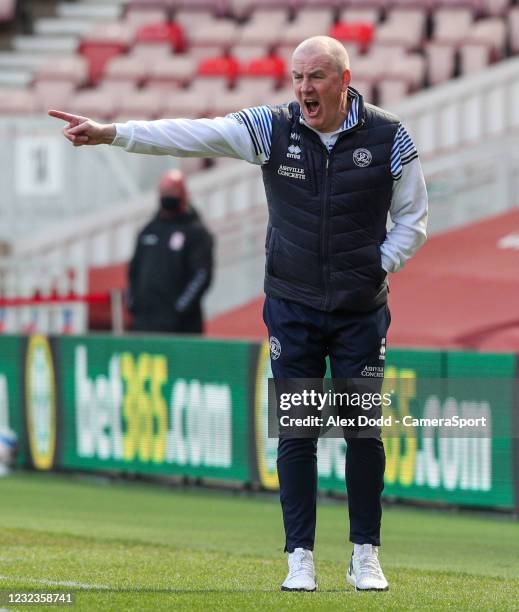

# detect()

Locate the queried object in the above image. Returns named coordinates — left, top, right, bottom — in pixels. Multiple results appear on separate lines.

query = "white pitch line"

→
left=0, top=575, right=111, bottom=590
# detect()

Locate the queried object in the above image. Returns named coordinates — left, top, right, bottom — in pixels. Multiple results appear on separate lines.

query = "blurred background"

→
left=0, top=0, right=518, bottom=512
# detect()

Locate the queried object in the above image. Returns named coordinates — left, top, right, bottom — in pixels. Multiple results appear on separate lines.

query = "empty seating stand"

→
left=0, top=0, right=516, bottom=128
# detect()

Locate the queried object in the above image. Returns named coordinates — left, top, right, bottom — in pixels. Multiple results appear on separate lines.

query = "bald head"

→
left=292, top=36, right=350, bottom=75
left=159, top=169, right=188, bottom=213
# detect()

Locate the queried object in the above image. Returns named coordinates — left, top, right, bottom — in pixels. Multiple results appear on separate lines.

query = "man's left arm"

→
left=380, top=124, right=428, bottom=273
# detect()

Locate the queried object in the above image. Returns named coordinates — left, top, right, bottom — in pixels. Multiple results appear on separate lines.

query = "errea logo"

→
left=353, top=148, right=372, bottom=168
left=287, top=144, right=301, bottom=159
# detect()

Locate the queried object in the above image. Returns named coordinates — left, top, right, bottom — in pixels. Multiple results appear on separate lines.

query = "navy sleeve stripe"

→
left=401, top=152, right=418, bottom=166
left=238, top=110, right=261, bottom=156
left=390, top=123, right=418, bottom=180
left=249, top=106, right=272, bottom=158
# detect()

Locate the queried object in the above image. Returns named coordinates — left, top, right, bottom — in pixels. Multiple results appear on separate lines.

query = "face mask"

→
left=160, top=196, right=183, bottom=212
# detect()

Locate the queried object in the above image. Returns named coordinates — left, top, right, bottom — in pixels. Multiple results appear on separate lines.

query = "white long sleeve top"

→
left=112, top=97, right=428, bottom=273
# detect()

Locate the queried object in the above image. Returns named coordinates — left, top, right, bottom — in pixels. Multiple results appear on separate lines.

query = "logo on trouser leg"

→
left=269, top=336, right=281, bottom=360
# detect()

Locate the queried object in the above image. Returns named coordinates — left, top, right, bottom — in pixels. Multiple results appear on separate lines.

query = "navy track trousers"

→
left=263, top=296, right=391, bottom=552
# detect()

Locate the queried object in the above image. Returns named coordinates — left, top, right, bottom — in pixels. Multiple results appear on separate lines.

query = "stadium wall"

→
left=1, top=334, right=518, bottom=511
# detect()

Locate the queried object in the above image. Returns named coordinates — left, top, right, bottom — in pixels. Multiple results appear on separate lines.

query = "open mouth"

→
left=305, top=100, right=320, bottom=117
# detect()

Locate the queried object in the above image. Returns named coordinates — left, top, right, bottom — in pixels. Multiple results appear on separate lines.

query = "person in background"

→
left=128, top=169, right=214, bottom=334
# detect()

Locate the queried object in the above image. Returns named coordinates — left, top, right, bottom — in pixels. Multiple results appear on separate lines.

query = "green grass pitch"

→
left=0, top=473, right=518, bottom=611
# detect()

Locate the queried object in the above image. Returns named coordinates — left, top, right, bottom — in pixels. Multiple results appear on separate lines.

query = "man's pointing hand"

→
left=48, top=110, right=116, bottom=146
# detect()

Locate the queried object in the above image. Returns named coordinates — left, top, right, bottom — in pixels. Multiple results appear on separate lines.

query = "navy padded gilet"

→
left=262, top=91, right=400, bottom=312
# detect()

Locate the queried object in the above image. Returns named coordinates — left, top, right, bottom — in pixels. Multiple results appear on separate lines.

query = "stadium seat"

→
left=161, top=88, right=214, bottom=118
left=189, top=75, right=231, bottom=98
left=433, top=8, right=474, bottom=45
left=33, top=80, right=76, bottom=112
left=377, top=78, right=410, bottom=107
left=79, top=23, right=133, bottom=84
left=98, top=80, right=140, bottom=99
left=350, top=78, right=374, bottom=103
left=338, top=8, right=381, bottom=26
left=198, top=56, right=240, bottom=83
left=279, top=8, right=335, bottom=46
left=459, top=42, right=491, bottom=75
left=187, top=18, right=239, bottom=49
left=390, top=0, right=433, bottom=6
left=146, top=54, right=198, bottom=87
left=384, top=52, right=427, bottom=88
left=102, top=55, right=149, bottom=88
left=483, top=0, right=510, bottom=16
left=35, top=56, right=89, bottom=87
left=346, top=0, right=388, bottom=9
left=349, top=55, right=383, bottom=84
left=240, top=55, right=285, bottom=82
left=268, top=83, right=296, bottom=105
left=131, top=42, right=173, bottom=59
left=432, top=0, right=481, bottom=8
left=189, top=45, right=229, bottom=62
left=207, top=88, right=259, bottom=116
left=126, top=0, right=171, bottom=8
left=81, top=22, right=134, bottom=46
left=66, top=88, right=119, bottom=120
left=235, top=75, right=280, bottom=103
left=135, top=21, right=185, bottom=52
left=230, top=0, right=297, bottom=21
left=375, top=8, right=427, bottom=50
left=170, top=0, right=228, bottom=13
left=124, top=7, right=168, bottom=27
left=465, top=17, right=506, bottom=56
left=115, top=87, right=167, bottom=119
left=0, top=88, right=36, bottom=114
left=231, top=44, right=270, bottom=61
left=235, top=9, right=289, bottom=46
left=173, top=9, right=217, bottom=31
left=425, top=42, right=457, bottom=85
left=329, top=22, right=375, bottom=47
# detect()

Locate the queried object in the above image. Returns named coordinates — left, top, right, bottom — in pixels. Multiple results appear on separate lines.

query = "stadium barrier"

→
left=1, top=334, right=517, bottom=511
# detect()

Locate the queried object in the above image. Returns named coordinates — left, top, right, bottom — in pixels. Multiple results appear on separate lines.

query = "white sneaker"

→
left=346, top=544, right=389, bottom=591
left=281, top=548, right=317, bottom=592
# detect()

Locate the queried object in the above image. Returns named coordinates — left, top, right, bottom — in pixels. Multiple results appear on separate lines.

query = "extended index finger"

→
left=48, top=109, right=81, bottom=123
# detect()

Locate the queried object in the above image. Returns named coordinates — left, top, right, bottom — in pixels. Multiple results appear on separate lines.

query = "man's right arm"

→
left=49, top=107, right=273, bottom=165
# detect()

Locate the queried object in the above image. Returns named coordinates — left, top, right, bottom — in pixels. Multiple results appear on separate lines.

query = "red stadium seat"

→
left=329, top=22, right=375, bottom=46
left=135, top=21, right=185, bottom=52
left=79, top=23, right=132, bottom=84
left=79, top=43, right=127, bottom=85
left=241, top=56, right=285, bottom=81
left=198, top=56, right=240, bottom=83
